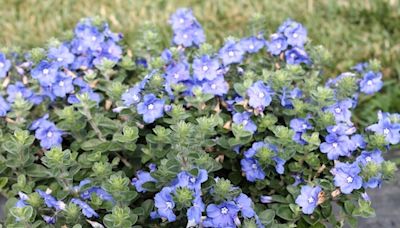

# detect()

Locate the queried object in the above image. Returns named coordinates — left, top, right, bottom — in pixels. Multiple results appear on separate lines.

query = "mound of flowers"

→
left=0, top=8, right=398, bottom=228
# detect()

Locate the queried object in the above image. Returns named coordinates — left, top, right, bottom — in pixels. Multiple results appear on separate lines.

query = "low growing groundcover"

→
left=0, top=7, right=399, bottom=228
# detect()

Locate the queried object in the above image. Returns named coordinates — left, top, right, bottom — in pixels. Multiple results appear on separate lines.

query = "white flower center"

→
left=228, top=51, right=234, bottom=57
left=365, top=156, right=372, bottom=162
left=173, top=73, right=179, bottom=79
left=293, top=33, right=298, bottom=38
left=183, top=34, right=188, bottom=39
left=148, top=104, right=154, bottom=110
left=383, top=128, right=390, bottom=135
left=43, top=69, right=49, bottom=75
left=91, top=36, right=97, bottom=41
left=249, top=44, right=254, bottom=50
left=258, top=92, right=265, bottom=98
left=332, top=142, right=338, bottom=148
left=132, top=95, right=139, bottom=101
left=276, top=43, right=282, bottom=49
left=179, top=18, right=185, bottom=24
left=242, top=120, right=248, bottom=126
left=166, top=202, right=173, bottom=209
left=59, top=81, right=64, bottom=87
left=334, top=107, right=341, bottom=114
left=290, top=53, right=296, bottom=58
left=211, top=84, right=217, bottom=89
left=302, top=124, right=308, bottom=129
left=0, top=62, right=4, bottom=68
left=221, top=207, right=229, bottom=214
left=57, top=57, right=63, bottom=62
left=307, top=197, right=314, bottom=203
left=190, top=177, right=196, bottom=183
left=251, top=164, right=258, bottom=169
left=367, top=80, right=373, bottom=86
left=47, top=131, right=53, bottom=138
left=347, top=176, right=353, bottom=183
left=202, top=65, right=209, bottom=71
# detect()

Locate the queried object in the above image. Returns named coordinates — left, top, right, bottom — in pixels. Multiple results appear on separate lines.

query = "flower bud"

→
left=174, top=187, right=193, bottom=208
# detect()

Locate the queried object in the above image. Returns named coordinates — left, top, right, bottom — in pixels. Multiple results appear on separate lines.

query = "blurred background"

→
left=0, top=0, right=399, bottom=226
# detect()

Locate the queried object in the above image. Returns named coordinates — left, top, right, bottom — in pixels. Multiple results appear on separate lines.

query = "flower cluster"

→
left=267, top=19, right=310, bottom=64
left=2, top=8, right=398, bottom=228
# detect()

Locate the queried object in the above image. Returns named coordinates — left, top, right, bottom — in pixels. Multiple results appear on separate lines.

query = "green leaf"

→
left=81, top=139, right=110, bottom=151
left=276, top=205, right=295, bottom=221
left=0, top=177, right=8, bottom=189
left=258, top=209, right=275, bottom=225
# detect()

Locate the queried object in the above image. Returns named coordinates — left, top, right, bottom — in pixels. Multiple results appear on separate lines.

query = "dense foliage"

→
left=0, top=8, right=398, bottom=228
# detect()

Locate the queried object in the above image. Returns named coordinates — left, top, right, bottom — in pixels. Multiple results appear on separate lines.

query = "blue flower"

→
left=366, top=111, right=400, bottom=145
left=31, top=60, right=59, bottom=86
left=244, top=141, right=277, bottom=158
left=131, top=170, right=157, bottom=193
left=81, top=187, right=114, bottom=202
left=175, top=169, right=208, bottom=191
left=0, top=95, right=11, bottom=116
left=267, top=33, right=288, bottom=55
left=332, top=162, right=362, bottom=194
left=170, top=9, right=205, bottom=47
left=290, top=118, right=313, bottom=133
left=295, top=185, right=321, bottom=214
left=0, top=53, right=12, bottom=78
left=326, top=99, right=353, bottom=124
left=282, top=21, right=307, bottom=47
left=274, top=157, right=286, bottom=174
left=349, top=134, right=366, bottom=151
left=235, top=193, right=255, bottom=218
left=187, top=195, right=205, bottom=226
left=356, top=150, right=384, bottom=189
left=67, top=82, right=100, bottom=104
left=71, top=198, right=98, bottom=218
left=30, top=114, right=50, bottom=130
left=193, top=55, right=220, bottom=81
left=352, top=62, right=369, bottom=73
left=6, top=82, right=34, bottom=103
left=219, top=40, right=245, bottom=65
left=356, top=149, right=384, bottom=167
left=48, top=44, right=75, bottom=67
left=201, top=76, right=229, bottom=96
left=233, top=112, right=257, bottom=133
left=320, top=133, right=351, bottom=160
left=247, top=81, right=273, bottom=110
left=137, top=94, right=165, bottom=124
left=154, top=187, right=176, bottom=222
left=326, top=123, right=356, bottom=136
left=285, top=47, right=310, bottom=65
left=15, top=192, right=29, bottom=208
left=239, top=37, right=265, bottom=53
left=36, top=189, right=65, bottom=211
left=93, top=40, right=123, bottom=66
left=173, top=25, right=206, bottom=47
left=205, top=201, right=239, bottom=227
left=359, top=71, right=383, bottom=95
left=241, top=158, right=265, bottom=182
left=164, top=62, right=191, bottom=84
left=74, top=21, right=104, bottom=52
left=280, top=87, right=302, bottom=108
left=52, top=72, right=74, bottom=98
left=34, top=121, right=63, bottom=149
left=169, top=8, right=196, bottom=30
left=121, top=85, right=141, bottom=106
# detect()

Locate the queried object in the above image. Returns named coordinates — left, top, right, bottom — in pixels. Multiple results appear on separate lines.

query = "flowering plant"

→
left=0, top=8, right=398, bottom=228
